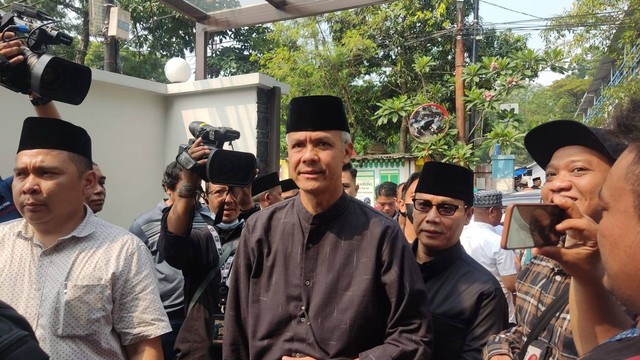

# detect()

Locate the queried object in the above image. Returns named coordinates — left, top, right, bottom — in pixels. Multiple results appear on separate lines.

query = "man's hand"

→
left=538, top=195, right=601, bottom=281
left=179, top=137, right=209, bottom=189
left=0, top=32, right=25, bottom=65
left=166, top=137, right=210, bottom=236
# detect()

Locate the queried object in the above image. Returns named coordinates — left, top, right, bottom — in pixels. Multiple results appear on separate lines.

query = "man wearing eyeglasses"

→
left=159, top=145, right=255, bottom=359
left=412, top=161, right=509, bottom=360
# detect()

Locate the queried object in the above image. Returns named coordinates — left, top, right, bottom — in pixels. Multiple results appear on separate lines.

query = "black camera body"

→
left=0, top=3, right=91, bottom=105
left=177, top=121, right=257, bottom=186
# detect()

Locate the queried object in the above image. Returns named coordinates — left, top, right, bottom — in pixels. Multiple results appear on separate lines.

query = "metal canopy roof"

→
left=159, top=0, right=391, bottom=79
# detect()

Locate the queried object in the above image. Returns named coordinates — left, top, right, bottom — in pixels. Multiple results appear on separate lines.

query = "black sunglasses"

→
left=411, top=198, right=465, bottom=216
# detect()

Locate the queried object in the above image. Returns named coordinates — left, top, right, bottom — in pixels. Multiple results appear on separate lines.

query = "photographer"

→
left=158, top=137, right=255, bottom=359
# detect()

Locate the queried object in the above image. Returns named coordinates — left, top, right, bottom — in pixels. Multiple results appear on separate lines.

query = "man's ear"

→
left=465, top=207, right=474, bottom=225
left=82, top=169, right=97, bottom=199
left=398, top=198, right=406, bottom=212
left=344, top=142, right=354, bottom=163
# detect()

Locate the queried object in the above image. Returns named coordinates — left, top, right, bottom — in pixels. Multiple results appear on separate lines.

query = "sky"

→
left=477, top=0, right=575, bottom=85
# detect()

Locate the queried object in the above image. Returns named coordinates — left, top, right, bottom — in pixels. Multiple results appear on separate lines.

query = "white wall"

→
left=0, top=70, right=288, bottom=228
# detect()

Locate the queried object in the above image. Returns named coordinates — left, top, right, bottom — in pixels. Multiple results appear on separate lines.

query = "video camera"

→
left=176, top=121, right=257, bottom=186
left=0, top=3, right=91, bottom=105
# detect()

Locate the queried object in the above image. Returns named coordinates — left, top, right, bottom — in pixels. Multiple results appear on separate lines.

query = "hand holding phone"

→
left=501, top=204, right=567, bottom=249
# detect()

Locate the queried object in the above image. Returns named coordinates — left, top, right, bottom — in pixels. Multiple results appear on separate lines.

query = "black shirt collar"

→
left=412, top=240, right=465, bottom=279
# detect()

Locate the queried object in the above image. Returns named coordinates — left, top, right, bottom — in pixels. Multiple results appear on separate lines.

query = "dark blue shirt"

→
left=0, top=176, right=21, bottom=223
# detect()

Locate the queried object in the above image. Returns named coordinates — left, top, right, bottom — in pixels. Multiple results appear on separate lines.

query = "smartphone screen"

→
left=501, top=204, right=566, bottom=249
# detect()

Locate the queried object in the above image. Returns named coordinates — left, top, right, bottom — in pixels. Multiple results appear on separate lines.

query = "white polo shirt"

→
left=461, top=220, right=518, bottom=323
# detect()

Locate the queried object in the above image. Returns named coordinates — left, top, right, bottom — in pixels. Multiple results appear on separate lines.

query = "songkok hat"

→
left=251, top=172, right=280, bottom=196
left=532, top=177, right=541, bottom=182
left=525, top=120, right=626, bottom=169
left=286, top=95, right=350, bottom=134
left=18, top=117, right=92, bottom=163
left=280, top=178, right=298, bottom=192
left=474, top=190, right=503, bottom=208
left=415, top=162, right=474, bottom=205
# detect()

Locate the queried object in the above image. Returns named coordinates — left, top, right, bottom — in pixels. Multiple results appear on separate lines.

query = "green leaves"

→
left=412, top=128, right=478, bottom=168
left=479, top=122, right=525, bottom=157
left=373, top=95, right=415, bottom=126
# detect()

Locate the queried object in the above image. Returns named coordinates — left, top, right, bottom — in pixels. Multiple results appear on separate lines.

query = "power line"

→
left=479, top=0, right=544, bottom=20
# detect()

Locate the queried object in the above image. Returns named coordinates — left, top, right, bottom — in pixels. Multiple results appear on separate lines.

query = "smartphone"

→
left=500, top=203, right=567, bottom=249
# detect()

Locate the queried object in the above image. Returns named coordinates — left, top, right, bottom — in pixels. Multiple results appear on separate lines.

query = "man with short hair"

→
left=399, top=172, right=421, bottom=242
left=484, top=120, right=627, bottom=360
left=86, top=162, right=107, bottom=214
left=224, top=95, right=432, bottom=359
left=375, top=181, right=399, bottom=219
left=280, top=178, right=299, bottom=200
left=341, top=162, right=359, bottom=197
left=251, top=172, right=283, bottom=208
left=461, top=190, right=518, bottom=325
left=412, top=161, right=509, bottom=360
left=129, top=161, right=214, bottom=360
left=0, top=117, right=170, bottom=359
left=0, top=174, right=19, bottom=223
left=397, top=181, right=407, bottom=229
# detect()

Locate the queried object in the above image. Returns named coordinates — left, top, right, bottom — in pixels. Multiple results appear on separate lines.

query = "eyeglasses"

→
left=411, top=198, right=465, bottom=216
left=207, top=186, right=241, bottom=199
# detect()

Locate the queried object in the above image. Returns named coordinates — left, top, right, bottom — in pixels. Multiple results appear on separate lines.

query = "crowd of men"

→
left=2, top=30, right=640, bottom=360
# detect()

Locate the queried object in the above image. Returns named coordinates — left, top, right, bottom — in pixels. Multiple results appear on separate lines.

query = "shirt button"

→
left=300, top=317, right=306, bottom=323
left=306, top=243, right=312, bottom=249
left=304, top=280, right=311, bottom=286
left=555, top=275, right=562, bottom=281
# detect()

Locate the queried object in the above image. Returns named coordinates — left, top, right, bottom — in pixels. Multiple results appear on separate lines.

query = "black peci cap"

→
left=286, top=95, right=350, bottom=134
left=415, top=162, right=474, bottom=205
left=18, top=117, right=92, bottom=163
left=280, top=178, right=298, bottom=192
left=251, top=172, right=280, bottom=196
left=525, top=120, right=626, bottom=169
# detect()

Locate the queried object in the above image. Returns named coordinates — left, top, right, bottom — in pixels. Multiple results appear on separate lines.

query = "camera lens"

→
left=207, top=149, right=257, bottom=186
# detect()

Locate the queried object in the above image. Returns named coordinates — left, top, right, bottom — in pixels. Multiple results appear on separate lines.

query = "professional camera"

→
left=0, top=3, right=91, bottom=105
left=176, top=121, right=257, bottom=186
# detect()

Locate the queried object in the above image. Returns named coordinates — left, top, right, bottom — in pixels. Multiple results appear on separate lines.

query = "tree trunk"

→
left=400, top=120, right=408, bottom=153
left=75, top=0, right=90, bottom=65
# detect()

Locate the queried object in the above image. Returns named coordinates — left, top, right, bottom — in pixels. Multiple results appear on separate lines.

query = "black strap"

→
left=0, top=54, right=12, bottom=71
left=517, top=286, right=570, bottom=360
left=187, top=242, right=234, bottom=315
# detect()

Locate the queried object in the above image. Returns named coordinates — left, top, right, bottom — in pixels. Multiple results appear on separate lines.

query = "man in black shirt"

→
left=412, top=161, right=509, bottom=360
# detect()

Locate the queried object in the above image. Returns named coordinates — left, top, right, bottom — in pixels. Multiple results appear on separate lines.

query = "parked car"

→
left=502, top=189, right=542, bottom=206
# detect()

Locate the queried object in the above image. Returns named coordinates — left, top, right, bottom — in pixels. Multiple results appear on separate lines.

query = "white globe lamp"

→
left=164, top=57, right=191, bottom=83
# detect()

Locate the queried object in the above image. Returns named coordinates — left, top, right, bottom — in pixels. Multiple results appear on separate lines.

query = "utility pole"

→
left=469, top=0, right=480, bottom=142
left=471, top=0, right=479, bottom=63
left=104, top=0, right=118, bottom=73
left=455, top=0, right=466, bottom=142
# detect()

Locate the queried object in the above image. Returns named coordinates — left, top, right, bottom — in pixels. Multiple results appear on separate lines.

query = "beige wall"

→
left=0, top=70, right=287, bottom=228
